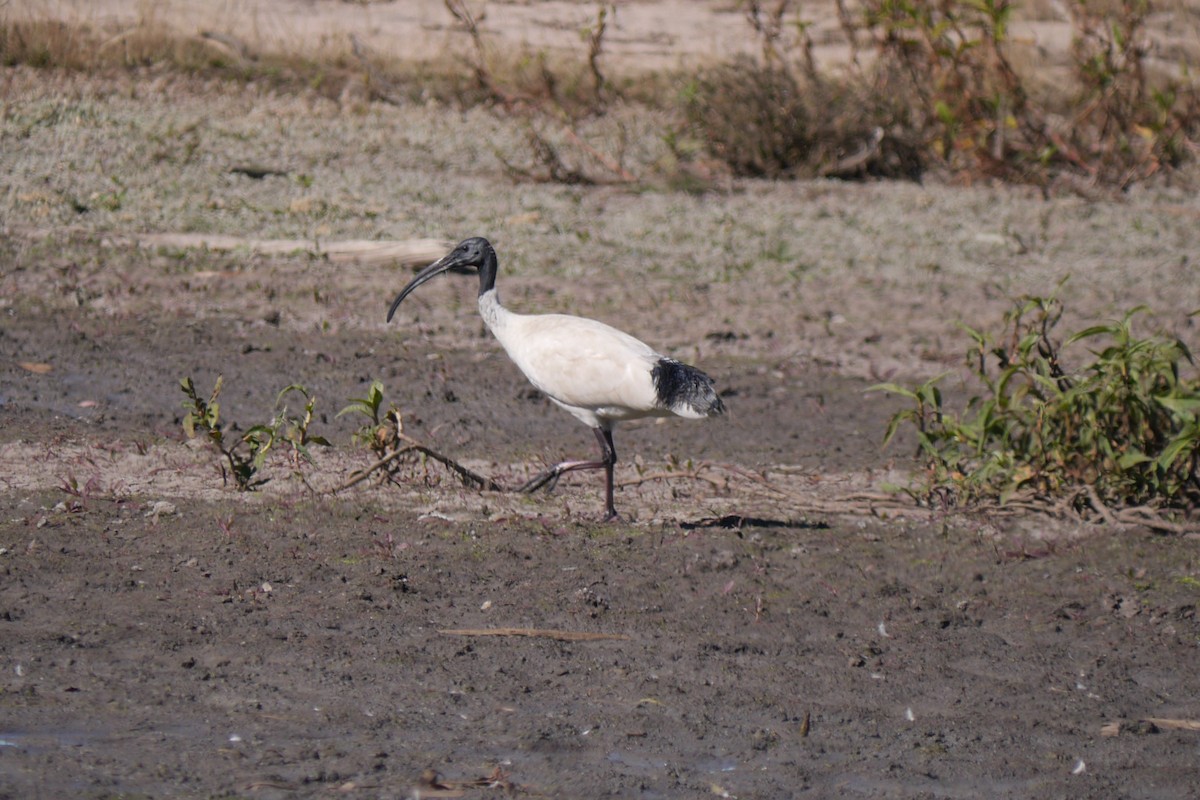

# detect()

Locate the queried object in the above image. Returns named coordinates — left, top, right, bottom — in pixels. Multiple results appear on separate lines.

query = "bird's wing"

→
left=498, top=314, right=662, bottom=413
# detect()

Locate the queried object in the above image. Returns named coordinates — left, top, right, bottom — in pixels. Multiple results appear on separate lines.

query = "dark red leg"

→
left=519, top=428, right=619, bottom=520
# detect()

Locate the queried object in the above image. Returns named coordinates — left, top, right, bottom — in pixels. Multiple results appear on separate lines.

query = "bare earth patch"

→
left=3, top=5, right=1200, bottom=798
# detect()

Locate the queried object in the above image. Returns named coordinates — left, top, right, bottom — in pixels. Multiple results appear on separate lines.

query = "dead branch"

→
left=496, top=122, right=636, bottom=185
left=444, top=0, right=521, bottom=106
left=1144, top=718, right=1200, bottom=731
left=130, top=233, right=452, bottom=269
left=332, top=445, right=418, bottom=493
left=406, top=435, right=503, bottom=491
left=198, top=31, right=252, bottom=63
left=1103, top=717, right=1200, bottom=736
left=1083, top=484, right=1119, bottom=526
left=522, top=125, right=591, bottom=184
left=417, top=766, right=515, bottom=795
left=333, top=433, right=502, bottom=494
left=618, top=462, right=727, bottom=490
left=1112, top=507, right=1197, bottom=535
left=818, top=127, right=884, bottom=178
left=560, top=124, right=637, bottom=183
left=585, top=5, right=612, bottom=109
left=743, top=0, right=789, bottom=65
left=348, top=32, right=407, bottom=106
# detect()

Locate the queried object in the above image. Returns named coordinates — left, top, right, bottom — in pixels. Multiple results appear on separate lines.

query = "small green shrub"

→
left=272, top=384, right=332, bottom=470
left=181, top=376, right=329, bottom=490
left=862, top=0, right=1025, bottom=173
left=339, top=379, right=404, bottom=460
left=876, top=294, right=1200, bottom=517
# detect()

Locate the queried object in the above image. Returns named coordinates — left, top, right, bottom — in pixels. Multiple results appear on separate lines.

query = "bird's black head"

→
left=386, top=236, right=498, bottom=322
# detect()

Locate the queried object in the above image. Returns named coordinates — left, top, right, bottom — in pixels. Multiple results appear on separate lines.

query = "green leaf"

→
left=1065, top=323, right=1120, bottom=345
left=882, top=411, right=910, bottom=447
left=337, top=400, right=370, bottom=418
left=869, top=382, right=920, bottom=400
left=1156, top=434, right=1198, bottom=471
left=934, top=100, right=957, bottom=127
left=1116, top=450, right=1151, bottom=470
left=276, top=383, right=311, bottom=405
left=1155, top=396, right=1200, bottom=418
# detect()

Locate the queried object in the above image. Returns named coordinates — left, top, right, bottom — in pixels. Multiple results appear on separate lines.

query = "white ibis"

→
left=387, top=236, right=725, bottom=520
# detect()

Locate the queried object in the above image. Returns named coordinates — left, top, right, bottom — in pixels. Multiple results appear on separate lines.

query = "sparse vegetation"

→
left=679, top=0, right=1200, bottom=187
left=180, top=376, right=329, bottom=491
left=5, top=0, right=1195, bottom=189
left=876, top=292, right=1200, bottom=530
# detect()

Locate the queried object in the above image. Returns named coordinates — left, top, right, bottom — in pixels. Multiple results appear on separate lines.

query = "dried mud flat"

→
left=4, top=16, right=1200, bottom=799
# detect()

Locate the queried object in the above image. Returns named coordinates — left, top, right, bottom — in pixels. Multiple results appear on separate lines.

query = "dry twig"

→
left=1102, top=717, right=1200, bottom=736
left=348, top=32, right=406, bottom=106
left=444, top=0, right=520, bottom=105
left=131, top=233, right=452, bottom=269
left=333, top=433, right=502, bottom=494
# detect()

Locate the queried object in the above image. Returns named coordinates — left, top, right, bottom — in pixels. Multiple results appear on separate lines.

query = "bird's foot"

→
left=518, top=467, right=562, bottom=495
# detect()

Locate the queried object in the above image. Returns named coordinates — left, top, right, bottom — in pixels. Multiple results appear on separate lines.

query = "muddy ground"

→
left=4, top=7, right=1200, bottom=796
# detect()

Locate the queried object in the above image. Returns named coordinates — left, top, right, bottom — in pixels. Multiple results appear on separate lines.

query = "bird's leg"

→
left=519, top=428, right=620, bottom=520
left=597, top=428, right=617, bottom=521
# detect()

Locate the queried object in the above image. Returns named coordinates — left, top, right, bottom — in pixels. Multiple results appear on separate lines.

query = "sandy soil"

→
left=3, top=4, right=1200, bottom=797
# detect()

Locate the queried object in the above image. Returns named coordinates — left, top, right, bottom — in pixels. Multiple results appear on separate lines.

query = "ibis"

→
left=386, top=236, right=725, bottom=520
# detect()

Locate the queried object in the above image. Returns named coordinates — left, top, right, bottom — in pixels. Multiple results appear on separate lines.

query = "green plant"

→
left=1065, top=0, right=1195, bottom=185
left=273, top=384, right=332, bottom=469
left=860, top=0, right=1027, bottom=173
left=181, top=376, right=328, bottom=490
left=876, top=293, right=1200, bottom=521
left=339, top=379, right=405, bottom=461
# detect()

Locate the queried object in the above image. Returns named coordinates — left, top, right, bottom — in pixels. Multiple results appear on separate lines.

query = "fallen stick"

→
left=348, top=33, right=409, bottom=106
left=439, top=627, right=629, bottom=642
left=332, top=436, right=502, bottom=494
left=332, top=445, right=418, bottom=493
left=1102, top=718, right=1200, bottom=736
left=560, top=124, right=637, bottom=183
left=132, top=233, right=452, bottom=268
left=617, top=463, right=726, bottom=490
left=1144, top=717, right=1200, bottom=731
left=405, top=436, right=503, bottom=491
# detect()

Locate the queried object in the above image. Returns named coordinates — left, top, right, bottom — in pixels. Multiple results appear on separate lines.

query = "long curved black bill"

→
left=386, top=254, right=457, bottom=322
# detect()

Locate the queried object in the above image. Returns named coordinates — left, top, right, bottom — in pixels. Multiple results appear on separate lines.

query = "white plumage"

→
left=387, top=237, right=724, bottom=519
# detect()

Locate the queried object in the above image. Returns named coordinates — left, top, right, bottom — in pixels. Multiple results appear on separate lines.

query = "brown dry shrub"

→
left=681, top=57, right=924, bottom=181
left=681, top=58, right=812, bottom=179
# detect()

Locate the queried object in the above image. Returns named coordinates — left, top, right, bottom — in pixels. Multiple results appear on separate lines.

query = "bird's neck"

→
left=477, top=288, right=510, bottom=334
left=475, top=247, right=498, bottom=297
